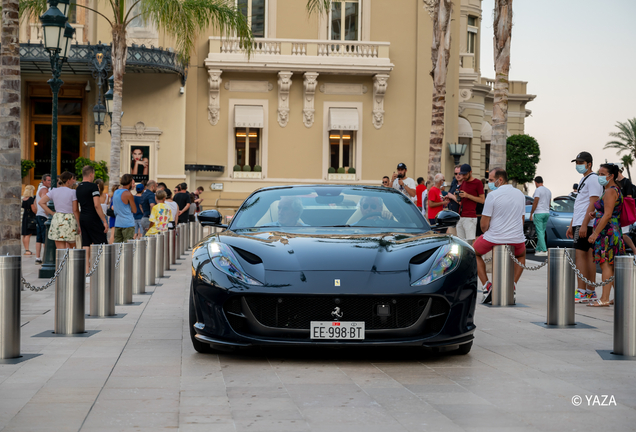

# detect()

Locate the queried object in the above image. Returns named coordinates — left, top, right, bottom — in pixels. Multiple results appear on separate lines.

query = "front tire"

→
left=189, top=289, right=217, bottom=354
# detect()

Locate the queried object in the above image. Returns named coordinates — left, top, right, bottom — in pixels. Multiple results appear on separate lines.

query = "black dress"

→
left=21, top=197, right=37, bottom=236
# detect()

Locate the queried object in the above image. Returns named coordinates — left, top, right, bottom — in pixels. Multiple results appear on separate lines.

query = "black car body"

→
left=190, top=185, right=477, bottom=354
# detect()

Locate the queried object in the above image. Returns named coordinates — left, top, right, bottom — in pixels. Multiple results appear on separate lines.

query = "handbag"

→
left=107, top=206, right=115, bottom=218
left=27, top=216, right=37, bottom=230
left=620, top=196, right=636, bottom=227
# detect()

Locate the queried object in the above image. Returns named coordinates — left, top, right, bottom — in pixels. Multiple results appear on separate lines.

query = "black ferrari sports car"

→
left=190, top=185, right=477, bottom=354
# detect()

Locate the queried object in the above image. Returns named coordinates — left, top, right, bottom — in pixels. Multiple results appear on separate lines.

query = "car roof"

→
left=255, top=184, right=402, bottom=195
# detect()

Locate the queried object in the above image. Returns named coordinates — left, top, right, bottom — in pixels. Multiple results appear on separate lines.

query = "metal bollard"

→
left=90, top=244, right=116, bottom=317
left=178, top=224, right=185, bottom=257
left=169, top=228, right=176, bottom=265
left=190, top=221, right=196, bottom=248
left=491, top=245, right=515, bottom=306
left=155, top=234, right=164, bottom=279
left=145, top=236, right=157, bottom=286
left=115, top=243, right=134, bottom=305
left=55, top=249, right=86, bottom=334
left=164, top=231, right=170, bottom=271
left=614, top=256, right=636, bottom=357
left=197, top=220, right=204, bottom=243
left=130, top=239, right=146, bottom=294
left=184, top=222, right=191, bottom=250
left=0, top=256, right=21, bottom=359
left=547, top=248, right=576, bottom=326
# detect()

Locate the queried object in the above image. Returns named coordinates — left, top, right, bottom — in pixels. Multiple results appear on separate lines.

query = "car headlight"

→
left=207, top=242, right=262, bottom=286
left=411, top=242, right=461, bottom=286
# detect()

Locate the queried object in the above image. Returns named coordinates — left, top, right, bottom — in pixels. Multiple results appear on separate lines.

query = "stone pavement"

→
left=1, top=238, right=635, bottom=432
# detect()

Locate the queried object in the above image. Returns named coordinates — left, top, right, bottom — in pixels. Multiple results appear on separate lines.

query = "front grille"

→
left=240, top=295, right=446, bottom=331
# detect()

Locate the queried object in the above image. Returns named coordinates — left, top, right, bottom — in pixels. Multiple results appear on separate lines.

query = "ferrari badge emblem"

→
left=331, top=307, right=343, bottom=320
left=334, top=279, right=340, bottom=286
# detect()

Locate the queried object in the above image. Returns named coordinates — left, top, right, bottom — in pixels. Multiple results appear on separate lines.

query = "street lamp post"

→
left=104, top=75, right=114, bottom=134
left=448, top=142, right=468, bottom=167
left=39, top=1, right=75, bottom=278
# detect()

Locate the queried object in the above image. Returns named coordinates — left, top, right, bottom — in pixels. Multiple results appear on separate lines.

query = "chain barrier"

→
left=562, top=248, right=615, bottom=287
left=115, top=243, right=123, bottom=269
left=85, top=244, right=103, bottom=278
left=504, top=245, right=548, bottom=271
left=21, top=249, right=69, bottom=292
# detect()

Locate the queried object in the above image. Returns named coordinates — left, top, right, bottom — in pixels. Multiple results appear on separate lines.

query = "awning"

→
left=329, top=108, right=359, bottom=131
left=458, top=117, right=473, bottom=138
left=235, top=105, right=264, bottom=128
left=481, top=121, right=492, bottom=142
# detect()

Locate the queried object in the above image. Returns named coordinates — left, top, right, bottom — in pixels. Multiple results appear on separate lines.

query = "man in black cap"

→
left=566, top=151, right=602, bottom=303
left=391, top=163, right=417, bottom=203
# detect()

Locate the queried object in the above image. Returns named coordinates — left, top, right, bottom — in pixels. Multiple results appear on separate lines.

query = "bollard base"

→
left=531, top=322, right=596, bottom=329
left=86, top=313, right=127, bottom=319
left=596, top=350, right=636, bottom=361
left=117, top=301, right=143, bottom=306
left=480, top=303, right=529, bottom=308
left=32, top=330, right=101, bottom=338
left=0, top=354, right=42, bottom=365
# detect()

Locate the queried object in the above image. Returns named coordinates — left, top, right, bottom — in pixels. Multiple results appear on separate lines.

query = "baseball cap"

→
left=397, top=163, right=407, bottom=170
left=135, top=184, right=144, bottom=192
left=571, top=151, right=593, bottom=163
left=459, top=163, right=472, bottom=175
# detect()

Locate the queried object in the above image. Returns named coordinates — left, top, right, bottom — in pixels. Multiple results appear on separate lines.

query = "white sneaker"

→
left=534, top=251, right=548, bottom=256
left=85, top=277, right=91, bottom=284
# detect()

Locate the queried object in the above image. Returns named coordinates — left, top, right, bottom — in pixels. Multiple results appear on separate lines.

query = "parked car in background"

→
left=524, top=195, right=574, bottom=253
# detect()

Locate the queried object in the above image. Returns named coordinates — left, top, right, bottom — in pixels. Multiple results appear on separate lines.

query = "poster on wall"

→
left=129, top=144, right=150, bottom=184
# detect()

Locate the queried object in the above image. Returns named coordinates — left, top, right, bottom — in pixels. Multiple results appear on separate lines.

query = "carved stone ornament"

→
left=277, top=71, right=293, bottom=127
left=134, top=121, right=145, bottom=136
left=303, top=72, right=319, bottom=128
left=422, top=0, right=436, bottom=18
left=208, top=69, right=222, bottom=126
left=372, top=74, right=389, bottom=129
left=459, top=88, right=473, bottom=103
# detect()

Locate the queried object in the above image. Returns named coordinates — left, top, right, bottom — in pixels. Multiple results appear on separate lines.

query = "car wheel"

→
left=189, top=289, right=217, bottom=354
left=524, top=223, right=537, bottom=253
left=454, top=341, right=473, bottom=355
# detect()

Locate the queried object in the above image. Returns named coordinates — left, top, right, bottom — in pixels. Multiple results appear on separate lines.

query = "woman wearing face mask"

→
left=587, top=163, right=625, bottom=307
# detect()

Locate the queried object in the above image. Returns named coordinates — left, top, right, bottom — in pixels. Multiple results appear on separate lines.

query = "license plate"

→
left=310, top=321, right=365, bottom=340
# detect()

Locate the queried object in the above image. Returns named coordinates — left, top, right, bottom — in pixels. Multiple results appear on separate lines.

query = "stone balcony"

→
left=205, top=37, right=393, bottom=75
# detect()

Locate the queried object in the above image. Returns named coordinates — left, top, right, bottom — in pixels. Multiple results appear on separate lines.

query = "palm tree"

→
left=424, top=0, right=453, bottom=184
left=605, top=118, right=636, bottom=166
left=621, top=154, right=633, bottom=180
left=489, top=0, right=513, bottom=169
left=21, top=0, right=253, bottom=189
left=0, top=0, right=22, bottom=255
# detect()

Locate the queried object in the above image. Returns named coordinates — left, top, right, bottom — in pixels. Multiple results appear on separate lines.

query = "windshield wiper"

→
left=318, top=225, right=351, bottom=227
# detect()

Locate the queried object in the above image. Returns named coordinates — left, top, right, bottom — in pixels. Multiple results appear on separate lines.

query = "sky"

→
left=479, top=0, right=636, bottom=196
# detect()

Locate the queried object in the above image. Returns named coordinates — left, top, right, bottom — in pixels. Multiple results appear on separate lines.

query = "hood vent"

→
left=409, top=248, right=438, bottom=265
left=231, top=246, right=263, bottom=265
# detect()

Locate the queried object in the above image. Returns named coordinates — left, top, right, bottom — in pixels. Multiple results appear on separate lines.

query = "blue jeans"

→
left=35, top=215, right=47, bottom=244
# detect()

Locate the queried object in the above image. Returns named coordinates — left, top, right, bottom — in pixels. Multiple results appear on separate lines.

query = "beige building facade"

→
left=18, top=0, right=534, bottom=208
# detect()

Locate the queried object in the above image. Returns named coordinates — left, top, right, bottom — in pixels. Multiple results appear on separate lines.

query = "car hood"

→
left=217, top=230, right=450, bottom=272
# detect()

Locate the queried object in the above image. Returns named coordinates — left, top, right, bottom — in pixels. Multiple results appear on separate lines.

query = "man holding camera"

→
left=391, top=163, right=417, bottom=204
left=455, top=164, right=485, bottom=244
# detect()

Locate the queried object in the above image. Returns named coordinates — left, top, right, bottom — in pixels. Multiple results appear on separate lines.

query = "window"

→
left=467, top=16, right=476, bottom=26
left=235, top=127, right=261, bottom=170
left=330, top=0, right=359, bottom=41
left=329, top=130, right=355, bottom=172
left=68, top=1, right=77, bottom=24
left=467, top=15, right=478, bottom=54
left=238, top=0, right=266, bottom=38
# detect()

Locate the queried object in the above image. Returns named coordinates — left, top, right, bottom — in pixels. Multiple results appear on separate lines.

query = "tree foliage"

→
left=605, top=118, right=636, bottom=158
left=75, top=158, right=109, bottom=182
left=21, top=159, right=35, bottom=178
left=621, top=154, right=633, bottom=180
left=506, top=134, right=540, bottom=185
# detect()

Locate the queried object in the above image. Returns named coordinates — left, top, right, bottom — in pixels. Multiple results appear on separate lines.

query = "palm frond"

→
left=140, top=0, right=253, bottom=64
left=605, top=118, right=636, bottom=155
left=19, top=0, right=47, bottom=22
left=306, top=0, right=331, bottom=16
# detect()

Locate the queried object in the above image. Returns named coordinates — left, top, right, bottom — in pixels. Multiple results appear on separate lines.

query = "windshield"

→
left=551, top=197, right=575, bottom=213
left=230, top=186, right=429, bottom=232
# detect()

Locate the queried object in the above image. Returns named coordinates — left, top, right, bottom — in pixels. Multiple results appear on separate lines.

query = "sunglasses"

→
left=362, top=203, right=378, bottom=210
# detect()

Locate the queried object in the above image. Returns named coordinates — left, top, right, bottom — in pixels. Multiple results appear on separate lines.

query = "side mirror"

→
left=433, top=210, right=460, bottom=229
left=198, top=209, right=227, bottom=227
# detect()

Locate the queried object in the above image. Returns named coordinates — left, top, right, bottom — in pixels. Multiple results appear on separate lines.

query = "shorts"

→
left=80, top=218, right=108, bottom=246
left=573, top=225, right=593, bottom=252
left=141, top=217, right=151, bottom=231
left=114, top=227, right=135, bottom=243
left=134, top=219, right=144, bottom=235
left=473, top=235, right=525, bottom=257
left=456, top=217, right=478, bottom=241
left=36, top=215, right=47, bottom=243
left=48, top=212, right=78, bottom=242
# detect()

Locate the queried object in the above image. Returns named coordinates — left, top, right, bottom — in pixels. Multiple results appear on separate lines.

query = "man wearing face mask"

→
left=566, top=152, right=603, bottom=303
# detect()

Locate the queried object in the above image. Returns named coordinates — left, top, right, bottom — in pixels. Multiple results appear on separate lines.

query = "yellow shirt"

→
left=145, top=203, right=172, bottom=236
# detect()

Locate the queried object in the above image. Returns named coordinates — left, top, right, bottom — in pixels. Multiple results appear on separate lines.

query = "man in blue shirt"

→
left=140, top=180, right=157, bottom=233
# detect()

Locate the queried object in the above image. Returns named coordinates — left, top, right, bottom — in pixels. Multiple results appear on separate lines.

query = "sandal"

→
left=24, top=250, right=33, bottom=256
left=587, top=299, right=611, bottom=307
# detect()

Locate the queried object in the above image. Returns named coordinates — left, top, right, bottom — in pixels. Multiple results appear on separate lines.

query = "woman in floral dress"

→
left=587, top=163, right=625, bottom=307
left=38, top=171, right=81, bottom=250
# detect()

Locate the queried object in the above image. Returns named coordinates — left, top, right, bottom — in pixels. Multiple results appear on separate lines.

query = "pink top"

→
left=47, top=187, right=77, bottom=214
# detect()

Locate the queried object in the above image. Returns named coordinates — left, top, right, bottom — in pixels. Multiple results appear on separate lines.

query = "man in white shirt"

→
left=473, top=169, right=527, bottom=304
left=530, top=176, right=552, bottom=256
left=566, top=151, right=602, bottom=303
left=391, top=163, right=417, bottom=204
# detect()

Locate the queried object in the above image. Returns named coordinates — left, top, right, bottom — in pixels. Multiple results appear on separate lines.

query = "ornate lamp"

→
left=448, top=142, right=468, bottom=166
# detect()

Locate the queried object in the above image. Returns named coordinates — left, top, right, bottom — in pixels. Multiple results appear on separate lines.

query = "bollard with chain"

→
left=145, top=236, right=157, bottom=286
left=0, top=256, right=21, bottom=359
left=547, top=248, right=576, bottom=326
left=115, top=243, right=134, bottom=305
left=491, top=245, right=515, bottom=306
left=178, top=224, right=185, bottom=258
left=155, top=234, right=165, bottom=279
left=185, top=222, right=191, bottom=251
left=130, top=239, right=146, bottom=295
left=169, top=228, right=176, bottom=265
left=163, top=230, right=170, bottom=271
left=55, top=249, right=86, bottom=335
left=90, top=244, right=116, bottom=317
left=563, top=248, right=615, bottom=287
left=613, top=256, right=636, bottom=357
left=190, top=220, right=196, bottom=248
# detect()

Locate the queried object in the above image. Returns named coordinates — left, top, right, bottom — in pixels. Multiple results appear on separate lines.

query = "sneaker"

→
left=481, top=282, right=493, bottom=304
left=85, top=277, right=91, bottom=284
left=534, top=251, right=548, bottom=257
left=575, top=289, right=588, bottom=303
left=35, top=258, right=42, bottom=264
left=588, top=290, right=598, bottom=302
